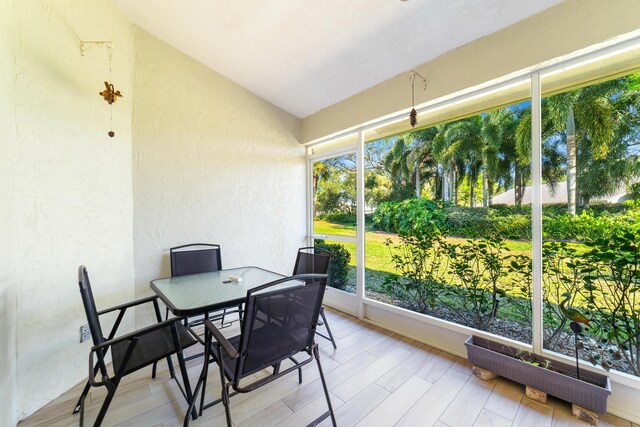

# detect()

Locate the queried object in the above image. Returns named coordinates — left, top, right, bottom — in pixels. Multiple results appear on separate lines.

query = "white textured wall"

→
left=12, top=0, right=135, bottom=420
left=0, top=0, right=18, bottom=425
left=132, top=28, right=305, bottom=324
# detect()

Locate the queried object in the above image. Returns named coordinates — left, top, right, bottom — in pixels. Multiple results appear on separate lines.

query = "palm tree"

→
left=382, top=130, right=440, bottom=200
left=516, top=102, right=567, bottom=207
left=441, top=115, right=515, bottom=208
left=545, top=79, right=623, bottom=214
left=576, top=75, right=640, bottom=205
left=444, top=117, right=483, bottom=207
left=432, top=123, right=462, bottom=204
left=406, top=127, right=439, bottom=199
left=383, top=136, right=413, bottom=200
left=481, top=109, right=523, bottom=206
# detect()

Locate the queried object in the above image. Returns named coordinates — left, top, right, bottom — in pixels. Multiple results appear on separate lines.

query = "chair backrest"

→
left=292, top=246, right=331, bottom=275
left=235, top=274, right=327, bottom=378
left=170, top=243, right=222, bottom=277
left=78, top=265, right=105, bottom=346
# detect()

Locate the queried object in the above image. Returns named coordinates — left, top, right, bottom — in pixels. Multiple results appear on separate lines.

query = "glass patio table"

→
left=150, top=266, right=288, bottom=317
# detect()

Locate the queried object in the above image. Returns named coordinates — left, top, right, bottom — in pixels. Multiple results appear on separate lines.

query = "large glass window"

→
left=541, top=70, right=640, bottom=377
left=312, top=153, right=357, bottom=293
left=364, top=82, right=533, bottom=344
left=308, top=42, right=640, bottom=380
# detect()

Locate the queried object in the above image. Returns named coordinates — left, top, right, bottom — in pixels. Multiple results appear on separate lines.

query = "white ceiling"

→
left=115, top=0, right=563, bottom=118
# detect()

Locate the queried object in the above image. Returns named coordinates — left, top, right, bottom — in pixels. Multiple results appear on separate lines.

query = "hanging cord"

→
left=409, top=71, right=426, bottom=128
left=107, top=46, right=115, bottom=138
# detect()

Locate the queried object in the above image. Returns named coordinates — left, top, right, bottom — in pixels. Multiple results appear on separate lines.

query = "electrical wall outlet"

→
left=80, top=324, right=91, bottom=343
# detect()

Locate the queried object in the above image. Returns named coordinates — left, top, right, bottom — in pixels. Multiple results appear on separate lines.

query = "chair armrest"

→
left=91, top=316, right=183, bottom=352
left=97, top=295, right=158, bottom=316
left=204, top=319, right=238, bottom=359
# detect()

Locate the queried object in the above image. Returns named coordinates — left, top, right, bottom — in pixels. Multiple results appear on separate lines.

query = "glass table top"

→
left=151, top=266, right=289, bottom=316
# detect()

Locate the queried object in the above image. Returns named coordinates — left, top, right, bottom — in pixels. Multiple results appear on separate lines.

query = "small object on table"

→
left=228, top=275, right=242, bottom=282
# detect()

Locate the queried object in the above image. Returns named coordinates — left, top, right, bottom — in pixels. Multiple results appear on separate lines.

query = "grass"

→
left=315, top=219, right=587, bottom=296
left=316, top=219, right=533, bottom=268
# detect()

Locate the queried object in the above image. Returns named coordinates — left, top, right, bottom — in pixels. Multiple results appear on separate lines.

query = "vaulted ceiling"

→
left=115, top=0, right=563, bottom=118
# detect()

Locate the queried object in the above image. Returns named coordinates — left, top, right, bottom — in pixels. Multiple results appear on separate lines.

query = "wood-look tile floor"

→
left=19, top=308, right=639, bottom=427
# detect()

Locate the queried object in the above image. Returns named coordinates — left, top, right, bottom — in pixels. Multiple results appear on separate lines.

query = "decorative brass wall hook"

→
left=81, top=40, right=121, bottom=138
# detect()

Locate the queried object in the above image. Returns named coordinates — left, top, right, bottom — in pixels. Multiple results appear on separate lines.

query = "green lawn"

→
left=315, top=219, right=592, bottom=298
left=315, top=219, right=533, bottom=270
left=315, top=219, right=547, bottom=293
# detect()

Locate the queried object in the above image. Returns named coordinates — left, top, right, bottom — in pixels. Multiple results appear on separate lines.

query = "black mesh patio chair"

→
left=184, top=274, right=336, bottom=427
left=169, top=243, right=239, bottom=329
left=170, top=243, right=222, bottom=277
left=73, top=266, right=197, bottom=427
left=293, top=246, right=337, bottom=349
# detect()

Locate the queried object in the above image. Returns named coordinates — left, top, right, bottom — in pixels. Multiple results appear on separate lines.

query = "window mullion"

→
left=356, top=130, right=366, bottom=319
left=531, top=72, right=543, bottom=354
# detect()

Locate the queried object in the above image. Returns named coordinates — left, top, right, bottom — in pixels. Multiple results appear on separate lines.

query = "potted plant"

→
left=465, top=335, right=611, bottom=422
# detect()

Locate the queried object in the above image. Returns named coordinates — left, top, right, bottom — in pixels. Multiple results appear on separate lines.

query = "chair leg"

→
left=183, top=383, right=201, bottom=427
left=78, top=392, right=85, bottom=427
left=165, top=354, right=176, bottom=379
left=320, top=307, right=337, bottom=349
left=94, top=381, right=118, bottom=427
left=313, top=344, right=337, bottom=427
left=72, top=380, right=92, bottom=414
left=198, top=354, right=211, bottom=416
left=175, top=349, right=197, bottom=422
left=222, top=383, right=232, bottom=427
left=184, top=356, right=209, bottom=427
left=74, top=381, right=89, bottom=427
left=220, top=308, right=227, bottom=326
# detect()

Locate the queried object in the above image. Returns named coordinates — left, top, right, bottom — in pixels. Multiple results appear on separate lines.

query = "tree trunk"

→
left=488, top=177, right=493, bottom=206
left=566, top=108, right=577, bottom=216
left=515, top=167, right=522, bottom=207
left=452, top=164, right=458, bottom=206
left=582, top=195, right=590, bottom=209
left=415, top=158, right=421, bottom=199
left=442, top=165, right=448, bottom=202
left=470, top=173, right=476, bottom=208
left=313, top=175, right=319, bottom=218
left=482, top=160, right=489, bottom=208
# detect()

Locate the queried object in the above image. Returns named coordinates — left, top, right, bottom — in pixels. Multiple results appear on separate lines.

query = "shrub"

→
left=382, top=232, right=451, bottom=313
left=541, top=241, right=585, bottom=350
left=314, top=239, right=351, bottom=291
left=442, top=207, right=532, bottom=239
left=579, top=228, right=640, bottom=375
left=445, top=238, right=510, bottom=329
left=444, top=207, right=499, bottom=238
left=323, top=212, right=356, bottom=224
left=372, top=199, right=445, bottom=237
left=373, top=200, right=638, bottom=241
left=496, top=214, right=532, bottom=239
left=543, top=209, right=640, bottom=241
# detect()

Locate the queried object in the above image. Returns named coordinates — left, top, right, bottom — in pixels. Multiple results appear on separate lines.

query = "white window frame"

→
left=306, top=34, right=640, bottom=389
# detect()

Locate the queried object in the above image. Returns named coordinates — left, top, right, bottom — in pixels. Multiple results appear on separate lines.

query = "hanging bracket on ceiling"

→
left=410, top=70, right=427, bottom=91
left=409, top=70, right=427, bottom=127
left=80, top=40, right=113, bottom=56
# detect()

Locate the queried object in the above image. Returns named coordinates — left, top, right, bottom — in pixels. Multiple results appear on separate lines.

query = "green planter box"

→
left=465, top=336, right=611, bottom=414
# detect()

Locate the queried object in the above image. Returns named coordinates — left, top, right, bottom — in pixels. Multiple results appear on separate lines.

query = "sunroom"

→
left=2, top=1, right=640, bottom=426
